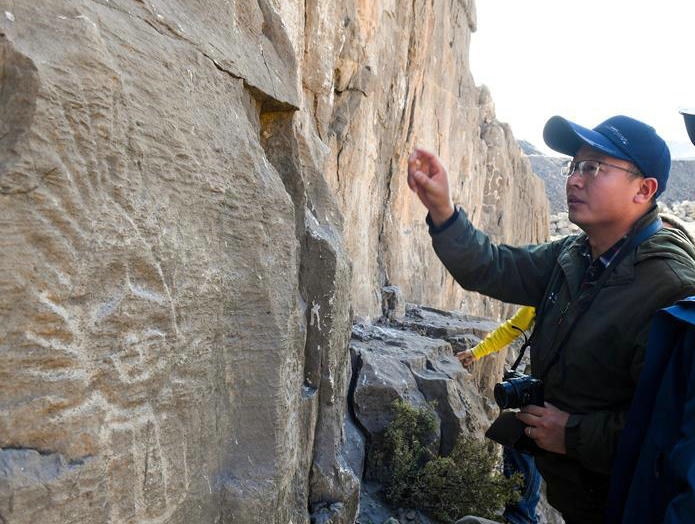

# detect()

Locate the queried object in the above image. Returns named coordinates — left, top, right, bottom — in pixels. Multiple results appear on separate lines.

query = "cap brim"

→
left=680, top=110, right=695, bottom=146
left=543, top=116, right=631, bottom=161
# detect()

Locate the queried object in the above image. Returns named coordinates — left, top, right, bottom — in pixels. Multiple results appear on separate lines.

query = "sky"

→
left=470, top=1, right=695, bottom=158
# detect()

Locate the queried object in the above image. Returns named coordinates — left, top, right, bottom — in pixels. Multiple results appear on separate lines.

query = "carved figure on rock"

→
left=1, top=29, right=188, bottom=521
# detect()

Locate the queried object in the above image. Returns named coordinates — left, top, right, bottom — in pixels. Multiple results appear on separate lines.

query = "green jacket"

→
left=430, top=206, right=695, bottom=522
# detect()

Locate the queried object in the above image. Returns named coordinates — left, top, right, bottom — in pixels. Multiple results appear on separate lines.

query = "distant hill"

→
left=520, top=140, right=695, bottom=213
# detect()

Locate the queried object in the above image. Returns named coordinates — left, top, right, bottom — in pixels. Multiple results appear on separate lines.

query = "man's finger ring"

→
left=526, top=427, right=533, bottom=438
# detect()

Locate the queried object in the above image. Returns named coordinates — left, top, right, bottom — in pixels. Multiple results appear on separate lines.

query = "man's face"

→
left=566, top=146, right=644, bottom=230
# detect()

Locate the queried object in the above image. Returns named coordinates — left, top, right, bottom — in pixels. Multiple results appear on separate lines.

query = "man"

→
left=408, top=115, right=695, bottom=523
left=605, top=109, right=695, bottom=523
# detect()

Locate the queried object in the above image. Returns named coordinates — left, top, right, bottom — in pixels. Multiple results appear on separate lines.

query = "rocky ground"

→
left=351, top=299, right=563, bottom=524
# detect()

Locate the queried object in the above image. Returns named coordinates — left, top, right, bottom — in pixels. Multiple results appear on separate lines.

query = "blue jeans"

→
left=502, top=447, right=541, bottom=524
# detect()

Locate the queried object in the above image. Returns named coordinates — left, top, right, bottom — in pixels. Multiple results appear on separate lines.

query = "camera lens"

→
left=494, top=381, right=515, bottom=409
left=494, top=374, right=543, bottom=409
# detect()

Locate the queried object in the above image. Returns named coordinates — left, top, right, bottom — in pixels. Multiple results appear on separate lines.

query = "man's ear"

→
left=634, top=177, right=658, bottom=203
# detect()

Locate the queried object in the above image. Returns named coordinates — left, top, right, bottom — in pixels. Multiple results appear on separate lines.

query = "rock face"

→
left=302, top=3, right=548, bottom=320
left=0, top=2, right=547, bottom=523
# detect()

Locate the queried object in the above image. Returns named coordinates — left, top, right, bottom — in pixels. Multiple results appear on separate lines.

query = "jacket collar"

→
left=556, top=206, right=659, bottom=298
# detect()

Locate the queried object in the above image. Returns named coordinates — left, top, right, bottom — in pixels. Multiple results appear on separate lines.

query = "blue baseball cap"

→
left=543, top=115, right=671, bottom=197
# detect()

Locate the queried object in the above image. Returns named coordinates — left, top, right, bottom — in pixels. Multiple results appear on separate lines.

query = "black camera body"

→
left=494, top=369, right=544, bottom=409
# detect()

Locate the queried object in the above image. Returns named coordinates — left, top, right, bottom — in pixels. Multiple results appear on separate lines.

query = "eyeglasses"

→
left=560, top=160, right=641, bottom=178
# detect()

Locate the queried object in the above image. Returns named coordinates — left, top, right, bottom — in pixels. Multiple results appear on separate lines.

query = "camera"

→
left=494, top=369, right=544, bottom=409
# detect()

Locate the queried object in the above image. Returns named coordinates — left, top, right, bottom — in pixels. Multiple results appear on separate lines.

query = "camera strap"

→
left=534, top=215, right=662, bottom=380
left=510, top=327, right=530, bottom=372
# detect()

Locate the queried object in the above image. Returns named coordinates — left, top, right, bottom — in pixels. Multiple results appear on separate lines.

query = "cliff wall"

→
left=0, top=1, right=547, bottom=522
left=306, top=2, right=548, bottom=318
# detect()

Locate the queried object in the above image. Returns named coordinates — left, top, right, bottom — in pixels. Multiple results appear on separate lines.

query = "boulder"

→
left=350, top=321, right=493, bottom=462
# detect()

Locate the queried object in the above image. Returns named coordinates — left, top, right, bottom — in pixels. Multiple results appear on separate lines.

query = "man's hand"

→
left=407, top=148, right=455, bottom=226
left=516, top=402, right=570, bottom=454
left=457, top=349, right=476, bottom=368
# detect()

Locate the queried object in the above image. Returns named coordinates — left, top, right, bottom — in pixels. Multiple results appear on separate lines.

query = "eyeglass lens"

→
left=561, top=160, right=600, bottom=177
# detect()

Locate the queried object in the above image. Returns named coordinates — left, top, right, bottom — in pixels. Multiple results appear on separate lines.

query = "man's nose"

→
left=566, top=170, right=584, bottom=188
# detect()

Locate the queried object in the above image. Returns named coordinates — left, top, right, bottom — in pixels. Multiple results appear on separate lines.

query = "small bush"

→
left=371, top=400, right=521, bottom=523
left=368, top=399, right=439, bottom=503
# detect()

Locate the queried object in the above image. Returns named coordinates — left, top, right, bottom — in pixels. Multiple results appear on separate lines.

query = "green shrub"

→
left=368, top=399, right=439, bottom=503
left=371, top=400, right=522, bottom=523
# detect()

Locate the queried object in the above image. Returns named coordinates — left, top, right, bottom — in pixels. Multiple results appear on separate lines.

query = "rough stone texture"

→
left=549, top=211, right=581, bottom=240
left=0, top=1, right=548, bottom=523
left=350, top=322, right=492, bottom=469
left=0, top=2, right=352, bottom=523
left=393, top=303, right=517, bottom=399
left=659, top=201, right=695, bottom=235
left=302, top=2, right=548, bottom=320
